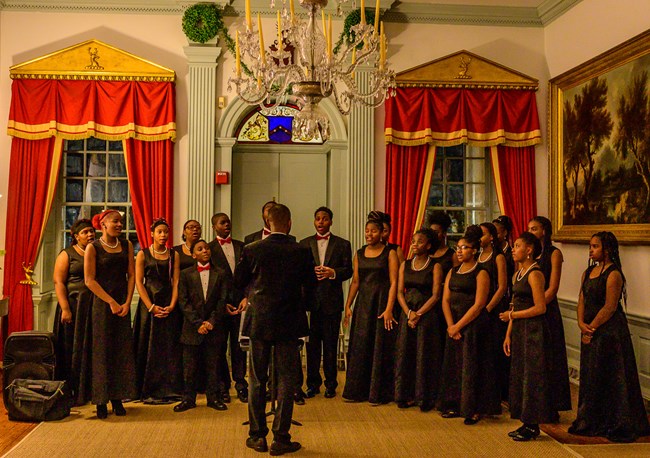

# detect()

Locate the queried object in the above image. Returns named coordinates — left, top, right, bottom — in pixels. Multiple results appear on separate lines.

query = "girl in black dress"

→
left=500, top=231, right=554, bottom=441
left=85, top=209, right=137, bottom=419
left=479, top=222, right=509, bottom=402
left=133, top=218, right=183, bottom=403
left=395, top=229, right=444, bottom=412
left=528, top=216, right=571, bottom=418
left=174, top=219, right=202, bottom=271
left=492, top=215, right=515, bottom=282
left=568, top=232, right=650, bottom=442
left=53, top=219, right=95, bottom=406
left=437, top=225, right=500, bottom=425
left=427, top=211, right=460, bottom=276
left=343, top=218, right=399, bottom=404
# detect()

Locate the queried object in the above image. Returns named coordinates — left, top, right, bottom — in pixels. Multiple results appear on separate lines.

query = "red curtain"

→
left=124, top=138, right=175, bottom=247
left=385, top=144, right=431, bottom=251
left=2, top=137, right=62, bottom=354
left=491, top=145, right=538, bottom=239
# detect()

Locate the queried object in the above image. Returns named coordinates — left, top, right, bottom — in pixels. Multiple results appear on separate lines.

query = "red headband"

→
left=92, top=209, right=120, bottom=230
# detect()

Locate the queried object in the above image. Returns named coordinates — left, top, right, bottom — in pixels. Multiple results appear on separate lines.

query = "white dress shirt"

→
left=197, top=263, right=210, bottom=300
left=316, top=232, right=330, bottom=266
left=217, top=236, right=236, bottom=273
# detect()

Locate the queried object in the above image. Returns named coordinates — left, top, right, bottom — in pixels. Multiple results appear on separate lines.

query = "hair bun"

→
left=464, top=225, right=483, bottom=240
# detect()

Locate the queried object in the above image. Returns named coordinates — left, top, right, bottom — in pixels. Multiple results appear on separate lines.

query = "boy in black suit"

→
left=244, top=200, right=297, bottom=244
left=300, top=207, right=352, bottom=398
left=208, top=212, right=248, bottom=403
left=174, top=240, right=228, bottom=413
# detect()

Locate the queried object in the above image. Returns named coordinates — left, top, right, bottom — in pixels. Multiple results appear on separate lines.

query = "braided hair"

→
left=479, top=222, right=500, bottom=254
left=529, top=216, right=553, bottom=251
left=592, top=231, right=627, bottom=307
left=365, top=211, right=384, bottom=233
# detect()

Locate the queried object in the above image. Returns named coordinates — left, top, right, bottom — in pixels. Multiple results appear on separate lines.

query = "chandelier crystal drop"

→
left=227, top=0, right=396, bottom=141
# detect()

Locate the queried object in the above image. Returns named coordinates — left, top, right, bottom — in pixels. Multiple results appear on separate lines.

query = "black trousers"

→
left=248, top=339, right=301, bottom=442
left=182, top=332, right=224, bottom=403
left=306, top=310, right=342, bottom=391
left=218, top=314, right=248, bottom=392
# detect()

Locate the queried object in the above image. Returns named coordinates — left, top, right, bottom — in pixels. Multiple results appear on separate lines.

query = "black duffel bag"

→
left=5, top=379, right=71, bottom=421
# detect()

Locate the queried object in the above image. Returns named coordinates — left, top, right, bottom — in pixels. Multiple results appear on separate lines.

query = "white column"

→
left=183, top=45, right=222, bottom=227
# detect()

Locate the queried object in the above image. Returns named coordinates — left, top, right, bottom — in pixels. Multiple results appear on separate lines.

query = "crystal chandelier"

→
left=228, top=0, right=395, bottom=141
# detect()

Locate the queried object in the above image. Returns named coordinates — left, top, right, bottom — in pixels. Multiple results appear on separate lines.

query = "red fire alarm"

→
left=215, top=171, right=229, bottom=185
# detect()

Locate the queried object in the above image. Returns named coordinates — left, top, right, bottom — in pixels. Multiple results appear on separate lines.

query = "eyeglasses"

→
left=455, top=245, right=472, bottom=251
left=185, top=224, right=202, bottom=230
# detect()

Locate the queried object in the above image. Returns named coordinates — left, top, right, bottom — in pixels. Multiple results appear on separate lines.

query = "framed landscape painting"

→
left=549, top=30, right=650, bottom=243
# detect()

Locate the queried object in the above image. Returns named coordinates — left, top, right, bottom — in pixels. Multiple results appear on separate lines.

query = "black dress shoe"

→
left=207, top=400, right=228, bottom=411
left=96, top=404, right=108, bottom=419
left=246, top=436, right=269, bottom=453
left=237, top=389, right=248, bottom=403
left=111, top=400, right=126, bottom=416
left=269, top=440, right=302, bottom=456
left=293, top=392, right=305, bottom=405
left=463, top=416, right=480, bottom=425
left=305, top=387, right=319, bottom=398
left=173, top=400, right=196, bottom=412
left=512, top=426, right=540, bottom=441
left=220, top=391, right=231, bottom=404
left=441, top=410, right=460, bottom=418
left=508, top=425, right=527, bottom=437
left=324, top=388, right=336, bottom=399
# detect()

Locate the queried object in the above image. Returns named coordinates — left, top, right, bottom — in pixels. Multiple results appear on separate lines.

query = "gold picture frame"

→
left=549, top=30, right=650, bottom=243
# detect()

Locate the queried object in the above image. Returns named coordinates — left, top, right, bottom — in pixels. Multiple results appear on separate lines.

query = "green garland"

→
left=333, top=8, right=378, bottom=54
left=182, top=3, right=223, bottom=44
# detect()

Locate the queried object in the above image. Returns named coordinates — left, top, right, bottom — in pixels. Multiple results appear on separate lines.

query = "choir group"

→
left=53, top=202, right=649, bottom=447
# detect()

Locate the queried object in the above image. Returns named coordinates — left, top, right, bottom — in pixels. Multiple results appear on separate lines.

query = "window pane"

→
left=109, top=141, right=123, bottom=151
left=446, top=159, right=464, bottom=182
left=108, top=181, right=129, bottom=202
left=468, top=210, right=487, bottom=226
left=446, top=144, right=463, bottom=157
left=85, top=179, right=105, bottom=202
left=90, top=206, right=105, bottom=220
left=466, top=146, right=485, bottom=158
left=87, top=154, right=106, bottom=177
left=64, top=206, right=80, bottom=229
left=465, top=184, right=486, bottom=207
left=427, top=184, right=444, bottom=206
left=129, top=232, right=141, bottom=254
left=65, top=179, right=84, bottom=202
left=448, top=210, right=465, bottom=234
left=108, top=154, right=127, bottom=177
left=466, top=159, right=485, bottom=182
left=66, top=140, right=84, bottom=151
left=87, top=137, right=107, bottom=151
left=64, top=232, right=72, bottom=248
left=65, top=153, right=84, bottom=177
left=446, top=184, right=464, bottom=207
left=432, top=155, right=443, bottom=181
left=126, top=208, right=136, bottom=231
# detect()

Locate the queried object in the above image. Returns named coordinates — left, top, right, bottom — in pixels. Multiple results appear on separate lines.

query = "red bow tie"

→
left=218, top=237, right=232, bottom=245
left=197, top=265, right=210, bottom=273
left=263, top=228, right=272, bottom=236
left=316, top=234, right=330, bottom=241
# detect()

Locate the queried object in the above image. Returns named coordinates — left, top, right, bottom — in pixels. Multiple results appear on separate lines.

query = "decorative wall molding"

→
left=0, top=1, right=582, bottom=27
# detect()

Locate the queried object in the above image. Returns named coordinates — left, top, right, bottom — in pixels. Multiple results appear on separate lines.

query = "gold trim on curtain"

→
left=489, top=146, right=506, bottom=215
left=408, top=145, right=437, bottom=258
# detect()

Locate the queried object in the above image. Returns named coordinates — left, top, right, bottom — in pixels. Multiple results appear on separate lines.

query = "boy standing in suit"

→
left=174, top=240, right=228, bottom=413
left=208, top=212, right=248, bottom=403
left=244, top=200, right=297, bottom=244
left=300, top=207, right=352, bottom=399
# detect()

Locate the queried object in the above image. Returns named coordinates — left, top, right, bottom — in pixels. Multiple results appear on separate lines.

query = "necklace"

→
left=73, top=244, right=86, bottom=254
left=502, top=242, right=509, bottom=254
left=478, top=249, right=493, bottom=263
left=184, top=242, right=192, bottom=253
left=411, top=256, right=431, bottom=272
left=516, top=262, right=538, bottom=282
left=457, top=261, right=478, bottom=274
left=100, top=237, right=119, bottom=249
left=151, top=244, right=168, bottom=255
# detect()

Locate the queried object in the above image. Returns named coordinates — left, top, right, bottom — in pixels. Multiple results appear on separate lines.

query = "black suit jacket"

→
left=234, top=234, right=316, bottom=341
left=178, top=265, right=228, bottom=345
left=299, top=234, right=353, bottom=315
left=208, top=238, right=244, bottom=305
left=244, top=229, right=296, bottom=245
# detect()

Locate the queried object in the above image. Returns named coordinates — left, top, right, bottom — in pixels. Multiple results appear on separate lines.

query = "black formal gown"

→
left=394, top=258, right=443, bottom=407
left=568, top=265, right=650, bottom=442
left=53, top=246, right=93, bottom=406
left=437, top=265, right=500, bottom=417
left=538, top=245, right=572, bottom=412
left=91, top=239, right=137, bottom=405
left=431, top=247, right=455, bottom=353
left=174, top=244, right=196, bottom=271
left=133, top=249, right=183, bottom=402
left=343, top=246, right=396, bottom=404
left=508, top=267, right=554, bottom=424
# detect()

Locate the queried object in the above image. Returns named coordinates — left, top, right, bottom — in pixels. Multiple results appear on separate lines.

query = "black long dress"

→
left=537, top=245, right=572, bottom=412
left=53, top=246, right=93, bottom=406
left=480, top=250, right=510, bottom=402
left=133, top=249, right=183, bottom=402
left=343, top=246, right=396, bottom=403
left=437, top=265, right=500, bottom=417
left=431, top=247, right=455, bottom=353
left=395, top=258, right=443, bottom=407
left=174, top=244, right=196, bottom=271
left=568, top=265, right=650, bottom=442
left=91, top=239, right=137, bottom=405
left=509, top=266, right=554, bottom=424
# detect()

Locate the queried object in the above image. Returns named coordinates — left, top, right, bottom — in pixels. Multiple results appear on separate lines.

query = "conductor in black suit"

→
left=244, top=200, right=296, bottom=244
left=235, top=204, right=315, bottom=456
left=300, top=207, right=352, bottom=399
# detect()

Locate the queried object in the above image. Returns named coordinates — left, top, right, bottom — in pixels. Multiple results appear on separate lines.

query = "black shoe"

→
left=293, top=392, right=305, bottom=405
left=441, top=410, right=460, bottom=418
left=305, top=387, right=319, bottom=398
left=96, top=404, right=108, bottom=419
left=111, top=400, right=126, bottom=416
left=269, top=440, right=302, bottom=456
left=512, top=426, right=540, bottom=441
left=246, top=437, right=269, bottom=453
left=237, top=389, right=248, bottom=403
left=508, top=425, right=527, bottom=438
left=220, top=391, right=231, bottom=404
left=324, top=388, right=336, bottom=399
left=397, top=401, right=416, bottom=409
left=173, top=400, right=196, bottom=412
left=464, top=415, right=480, bottom=425
left=207, top=400, right=228, bottom=411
